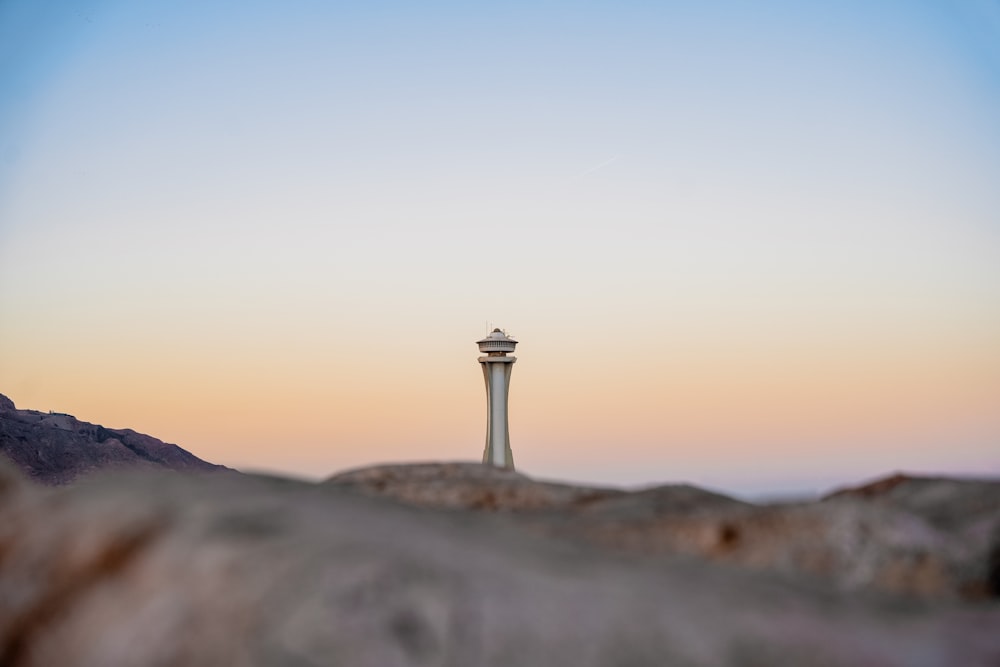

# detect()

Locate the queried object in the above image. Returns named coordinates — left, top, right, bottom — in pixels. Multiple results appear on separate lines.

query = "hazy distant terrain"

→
left=0, top=393, right=227, bottom=484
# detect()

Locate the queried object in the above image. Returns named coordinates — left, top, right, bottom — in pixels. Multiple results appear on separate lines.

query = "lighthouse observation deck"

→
left=477, top=329, right=517, bottom=356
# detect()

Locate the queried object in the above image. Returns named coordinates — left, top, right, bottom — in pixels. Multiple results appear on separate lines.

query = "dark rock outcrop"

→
left=2, top=460, right=999, bottom=666
left=0, top=393, right=227, bottom=485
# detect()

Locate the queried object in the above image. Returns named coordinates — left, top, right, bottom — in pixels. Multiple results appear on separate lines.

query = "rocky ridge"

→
left=0, top=393, right=227, bottom=484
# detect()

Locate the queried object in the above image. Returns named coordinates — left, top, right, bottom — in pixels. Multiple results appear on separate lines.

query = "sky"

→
left=1, top=0, right=998, bottom=497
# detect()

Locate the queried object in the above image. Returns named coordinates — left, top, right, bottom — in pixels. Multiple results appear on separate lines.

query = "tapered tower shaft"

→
left=477, top=329, right=517, bottom=469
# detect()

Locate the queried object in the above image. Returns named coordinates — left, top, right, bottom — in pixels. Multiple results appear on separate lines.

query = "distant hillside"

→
left=0, top=393, right=228, bottom=485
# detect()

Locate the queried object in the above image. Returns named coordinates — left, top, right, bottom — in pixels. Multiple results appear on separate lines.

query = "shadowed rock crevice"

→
left=987, top=538, right=1000, bottom=598
left=716, top=523, right=742, bottom=553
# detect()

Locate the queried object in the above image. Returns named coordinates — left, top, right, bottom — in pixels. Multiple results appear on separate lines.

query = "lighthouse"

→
left=477, top=328, right=517, bottom=469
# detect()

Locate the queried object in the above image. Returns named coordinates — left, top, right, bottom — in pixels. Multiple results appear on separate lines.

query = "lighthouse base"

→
left=482, top=444, right=515, bottom=470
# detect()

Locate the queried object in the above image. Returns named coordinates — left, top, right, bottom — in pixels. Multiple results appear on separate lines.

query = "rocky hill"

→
left=0, top=393, right=227, bottom=484
left=1, top=400, right=998, bottom=665
left=328, top=463, right=1000, bottom=601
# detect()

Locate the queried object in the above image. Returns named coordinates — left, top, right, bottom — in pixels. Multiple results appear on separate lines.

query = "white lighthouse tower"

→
left=477, top=328, right=517, bottom=469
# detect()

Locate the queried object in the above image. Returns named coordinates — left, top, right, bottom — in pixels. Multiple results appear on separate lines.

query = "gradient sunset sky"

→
left=1, top=1, right=998, bottom=496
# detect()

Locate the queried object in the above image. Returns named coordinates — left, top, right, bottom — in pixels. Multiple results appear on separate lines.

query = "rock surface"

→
left=327, top=463, right=1000, bottom=601
left=2, top=398, right=998, bottom=665
left=2, top=460, right=1000, bottom=667
left=328, top=462, right=627, bottom=511
left=0, top=393, right=227, bottom=484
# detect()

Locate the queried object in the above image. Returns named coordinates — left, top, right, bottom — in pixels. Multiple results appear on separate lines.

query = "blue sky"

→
left=1, top=1, right=998, bottom=495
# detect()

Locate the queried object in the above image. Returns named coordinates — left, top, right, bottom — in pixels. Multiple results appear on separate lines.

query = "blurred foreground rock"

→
left=2, top=461, right=1000, bottom=666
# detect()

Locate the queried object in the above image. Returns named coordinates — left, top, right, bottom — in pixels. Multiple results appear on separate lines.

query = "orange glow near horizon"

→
left=3, top=304, right=997, bottom=493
